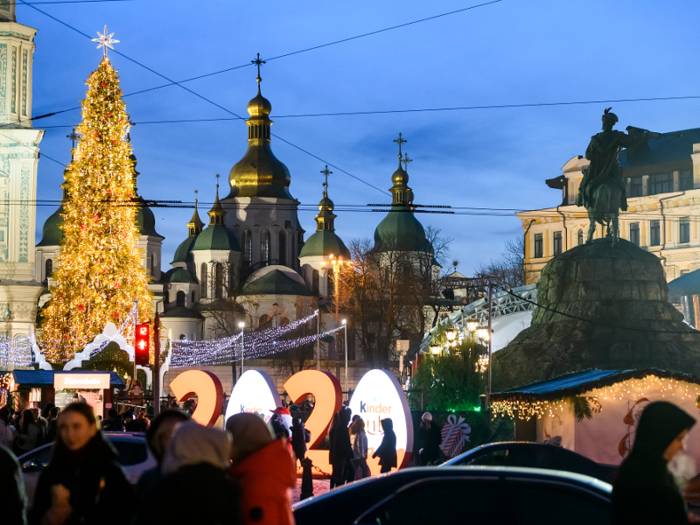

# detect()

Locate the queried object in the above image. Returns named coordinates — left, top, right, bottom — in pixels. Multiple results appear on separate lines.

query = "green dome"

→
left=36, top=205, right=64, bottom=247
left=172, top=236, right=198, bottom=264
left=161, top=268, right=197, bottom=284
left=136, top=205, right=164, bottom=239
left=192, top=224, right=240, bottom=252
left=372, top=206, right=432, bottom=253
left=299, top=230, right=350, bottom=259
left=161, top=306, right=203, bottom=319
left=242, top=269, right=311, bottom=296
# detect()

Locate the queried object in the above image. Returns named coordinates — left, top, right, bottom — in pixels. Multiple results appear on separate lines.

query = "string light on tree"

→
left=40, top=30, right=152, bottom=363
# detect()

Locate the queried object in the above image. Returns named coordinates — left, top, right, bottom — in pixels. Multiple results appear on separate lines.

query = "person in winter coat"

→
left=329, top=407, right=353, bottom=488
left=0, top=406, right=13, bottom=448
left=226, top=413, right=296, bottom=525
left=291, top=416, right=309, bottom=464
left=30, top=403, right=133, bottom=525
left=101, top=408, right=123, bottom=432
left=135, top=421, right=242, bottom=525
left=15, top=409, right=40, bottom=454
left=136, top=409, right=190, bottom=502
left=350, top=417, right=371, bottom=479
left=372, top=418, right=397, bottom=474
left=611, top=401, right=698, bottom=525
left=418, top=412, right=442, bottom=466
left=1, top=445, right=27, bottom=525
left=45, top=407, right=59, bottom=444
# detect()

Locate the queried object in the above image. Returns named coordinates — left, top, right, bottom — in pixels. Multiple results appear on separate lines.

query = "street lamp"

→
left=430, top=344, right=441, bottom=356
left=342, top=319, right=348, bottom=392
left=466, top=317, right=479, bottom=333
left=320, top=254, right=353, bottom=325
left=238, top=321, right=245, bottom=375
left=477, top=326, right=490, bottom=341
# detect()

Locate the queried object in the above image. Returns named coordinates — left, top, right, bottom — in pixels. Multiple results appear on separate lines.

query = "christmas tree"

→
left=40, top=56, right=152, bottom=363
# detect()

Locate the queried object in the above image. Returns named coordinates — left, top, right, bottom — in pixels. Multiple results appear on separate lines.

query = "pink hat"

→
left=270, top=407, right=291, bottom=416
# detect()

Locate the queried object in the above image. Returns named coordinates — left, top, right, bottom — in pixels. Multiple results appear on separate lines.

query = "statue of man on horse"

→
left=577, top=108, right=662, bottom=245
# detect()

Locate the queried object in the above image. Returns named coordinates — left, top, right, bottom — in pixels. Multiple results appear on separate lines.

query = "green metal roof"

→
left=136, top=205, right=164, bottom=239
left=242, top=269, right=311, bottom=296
left=192, top=224, right=240, bottom=252
left=161, top=267, right=197, bottom=284
left=299, top=229, right=350, bottom=259
left=36, top=205, right=64, bottom=247
left=372, top=206, right=432, bottom=253
left=172, top=236, right=197, bottom=264
left=160, top=306, right=203, bottom=319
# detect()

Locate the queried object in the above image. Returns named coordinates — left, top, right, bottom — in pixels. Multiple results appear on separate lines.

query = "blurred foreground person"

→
left=372, top=418, right=397, bottom=474
left=136, top=409, right=190, bottom=499
left=1, top=444, right=27, bottom=525
left=227, top=413, right=296, bottom=525
left=611, top=401, right=698, bottom=525
left=135, top=422, right=242, bottom=525
left=31, top=403, right=133, bottom=525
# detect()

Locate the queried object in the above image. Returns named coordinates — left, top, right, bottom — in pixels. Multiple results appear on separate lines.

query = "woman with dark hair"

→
left=611, top=401, right=698, bottom=525
left=31, top=403, right=133, bottom=525
left=15, top=409, right=39, bottom=454
left=350, top=417, right=370, bottom=479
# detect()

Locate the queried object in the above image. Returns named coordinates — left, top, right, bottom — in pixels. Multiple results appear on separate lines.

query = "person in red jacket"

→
left=226, top=413, right=297, bottom=525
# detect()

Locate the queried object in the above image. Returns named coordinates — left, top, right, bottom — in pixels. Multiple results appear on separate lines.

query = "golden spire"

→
left=208, top=174, right=226, bottom=225
left=390, top=134, right=413, bottom=207
left=187, top=189, right=205, bottom=236
left=315, top=165, right=337, bottom=231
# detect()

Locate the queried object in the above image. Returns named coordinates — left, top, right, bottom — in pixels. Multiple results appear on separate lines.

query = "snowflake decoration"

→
left=92, top=25, right=120, bottom=58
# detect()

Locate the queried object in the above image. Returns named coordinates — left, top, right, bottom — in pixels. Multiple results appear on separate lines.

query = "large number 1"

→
left=284, top=370, right=341, bottom=475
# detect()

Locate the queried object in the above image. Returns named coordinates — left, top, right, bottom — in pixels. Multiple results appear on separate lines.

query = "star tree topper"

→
left=92, top=25, right=120, bottom=58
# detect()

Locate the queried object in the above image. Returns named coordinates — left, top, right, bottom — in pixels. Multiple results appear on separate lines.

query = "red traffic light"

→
left=135, top=323, right=150, bottom=366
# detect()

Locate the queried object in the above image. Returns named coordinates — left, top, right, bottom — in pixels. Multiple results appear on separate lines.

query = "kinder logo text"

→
left=360, top=401, right=393, bottom=415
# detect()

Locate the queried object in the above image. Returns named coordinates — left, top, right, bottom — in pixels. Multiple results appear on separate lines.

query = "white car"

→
left=19, top=432, right=156, bottom=504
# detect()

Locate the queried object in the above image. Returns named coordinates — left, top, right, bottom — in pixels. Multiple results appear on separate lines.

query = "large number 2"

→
left=284, top=370, right=341, bottom=476
left=170, top=370, right=224, bottom=426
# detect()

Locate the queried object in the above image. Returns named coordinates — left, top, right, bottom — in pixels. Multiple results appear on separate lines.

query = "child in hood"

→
left=227, top=413, right=297, bottom=525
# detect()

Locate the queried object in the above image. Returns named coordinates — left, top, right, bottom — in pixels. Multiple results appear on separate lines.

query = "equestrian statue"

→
left=577, top=108, right=663, bottom=245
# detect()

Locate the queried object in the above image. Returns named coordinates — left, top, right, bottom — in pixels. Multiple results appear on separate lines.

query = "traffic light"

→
left=135, top=323, right=150, bottom=366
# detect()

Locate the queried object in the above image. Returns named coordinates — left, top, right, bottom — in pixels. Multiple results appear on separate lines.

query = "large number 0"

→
left=283, top=370, right=341, bottom=475
left=170, top=370, right=224, bottom=426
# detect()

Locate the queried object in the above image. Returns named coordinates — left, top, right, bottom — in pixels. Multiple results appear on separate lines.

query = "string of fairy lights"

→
left=491, top=374, right=700, bottom=421
left=0, top=336, right=35, bottom=369
left=170, top=310, right=337, bottom=367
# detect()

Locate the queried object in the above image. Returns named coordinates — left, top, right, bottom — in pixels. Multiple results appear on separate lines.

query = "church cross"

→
left=393, top=133, right=407, bottom=159
left=66, top=128, right=79, bottom=149
left=320, top=165, right=332, bottom=193
left=252, top=53, right=266, bottom=82
left=402, top=153, right=413, bottom=172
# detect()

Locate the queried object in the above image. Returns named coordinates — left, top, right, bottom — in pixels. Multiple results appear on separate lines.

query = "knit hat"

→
left=226, top=412, right=274, bottom=462
left=162, top=421, right=231, bottom=474
left=422, top=412, right=432, bottom=421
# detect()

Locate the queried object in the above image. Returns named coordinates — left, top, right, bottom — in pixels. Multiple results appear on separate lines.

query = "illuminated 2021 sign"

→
left=170, top=368, right=413, bottom=475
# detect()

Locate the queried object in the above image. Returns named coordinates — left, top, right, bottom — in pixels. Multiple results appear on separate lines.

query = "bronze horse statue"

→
left=578, top=109, right=662, bottom=245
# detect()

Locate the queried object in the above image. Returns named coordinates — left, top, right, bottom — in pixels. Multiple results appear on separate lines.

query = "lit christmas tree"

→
left=41, top=37, right=152, bottom=363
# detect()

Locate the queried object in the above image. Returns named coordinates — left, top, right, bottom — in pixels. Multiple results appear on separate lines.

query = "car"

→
left=441, top=441, right=617, bottom=482
left=292, top=466, right=612, bottom=525
left=19, top=432, right=156, bottom=504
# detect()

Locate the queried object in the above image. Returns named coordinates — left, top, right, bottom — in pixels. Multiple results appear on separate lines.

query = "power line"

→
left=21, top=0, right=390, bottom=196
left=19, top=0, right=128, bottom=3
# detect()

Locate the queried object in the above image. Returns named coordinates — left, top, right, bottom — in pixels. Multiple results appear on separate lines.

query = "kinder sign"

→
left=54, top=373, right=110, bottom=390
left=349, top=370, right=413, bottom=474
left=225, top=370, right=281, bottom=423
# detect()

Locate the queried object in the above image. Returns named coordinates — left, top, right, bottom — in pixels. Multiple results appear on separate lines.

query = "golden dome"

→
left=392, top=165, right=408, bottom=185
left=246, top=86, right=272, bottom=117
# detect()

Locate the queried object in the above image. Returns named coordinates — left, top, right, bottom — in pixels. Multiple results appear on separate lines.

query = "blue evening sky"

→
left=23, top=0, right=700, bottom=274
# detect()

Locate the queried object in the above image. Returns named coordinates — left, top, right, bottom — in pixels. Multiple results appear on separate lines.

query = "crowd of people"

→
left=0, top=404, right=59, bottom=456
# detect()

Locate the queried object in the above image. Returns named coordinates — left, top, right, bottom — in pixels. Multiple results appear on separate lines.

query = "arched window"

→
left=327, top=272, right=334, bottom=299
left=577, top=230, right=584, bottom=246
left=215, top=263, right=224, bottom=299
left=312, top=269, right=320, bottom=295
left=200, top=263, right=208, bottom=298
left=261, top=230, right=270, bottom=267
left=191, top=291, right=196, bottom=304
left=150, top=254, right=156, bottom=276
left=176, top=291, right=186, bottom=307
left=243, top=230, right=252, bottom=267
left=258, top=314, right=271, bottom=329
left=164, top=291, right=170, bottom=305
left=45, top=259, right=53, bottom=281
left=278, top=231, right=287, bottom=267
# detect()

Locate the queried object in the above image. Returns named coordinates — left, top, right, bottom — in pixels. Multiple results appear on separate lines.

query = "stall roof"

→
left=492, top=368, right=700, bottom=402
left=10, top=370, right=125, bottom=387
left=668, top=268, right=700, bottom=298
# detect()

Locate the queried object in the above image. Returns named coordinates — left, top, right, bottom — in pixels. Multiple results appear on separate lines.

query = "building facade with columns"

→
left=519, top=128, right=700, bottom=284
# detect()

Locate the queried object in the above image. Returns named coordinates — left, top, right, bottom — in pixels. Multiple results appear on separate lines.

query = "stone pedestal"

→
left=494, top=238, right=700, bottom=390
